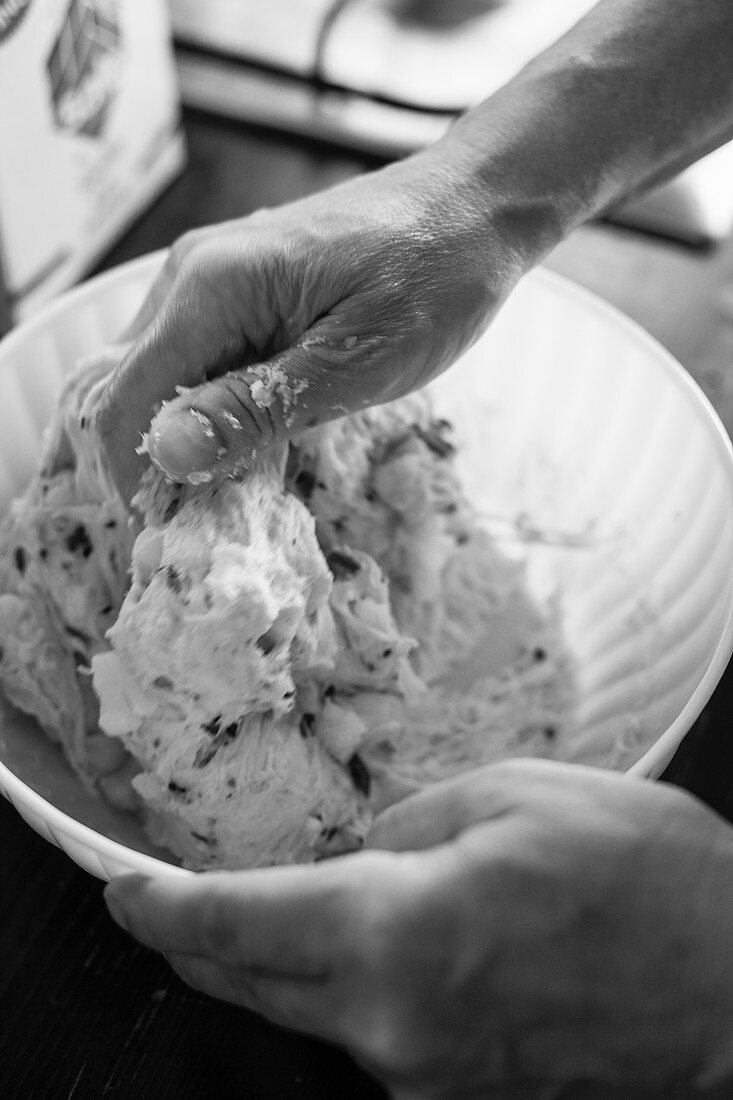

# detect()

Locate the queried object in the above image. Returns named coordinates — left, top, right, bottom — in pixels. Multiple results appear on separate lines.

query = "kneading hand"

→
left=104, top=759, right=733, bottom=1099
left=93, top=151, right=532, bottom=503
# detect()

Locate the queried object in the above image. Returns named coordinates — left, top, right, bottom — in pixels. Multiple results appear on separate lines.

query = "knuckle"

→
left=348, top=859, right=421, bottom=972
left=166, top=951, right=210, bottom=995
left=172, top=240, right=241, bottom=324
left=184, top=236, right=226, bottom=280
left=243, top=204, right=273, bottom=230
left=173, top=247, right=209, bottom=294
left=358, top=1005, right=407, bottom=1069
left=462, top=758, right=533, bottom=808
left=168, top=228, right=204, bottom=270
left=164, top=235, right=221, bottom=304
left=196, top=888, right=243, bottom=961
left=482, top=757, right=527, bottom=785
left=351, top=998, right=426, bottom=1078
left=219, top=374, right=281, bottom=442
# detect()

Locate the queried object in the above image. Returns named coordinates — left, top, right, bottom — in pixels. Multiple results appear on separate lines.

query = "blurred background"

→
left=3, top=0, right=733, bottom=335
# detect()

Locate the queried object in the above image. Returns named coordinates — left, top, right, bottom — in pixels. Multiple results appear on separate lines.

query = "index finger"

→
left=122, top=224, right=235, bottom=341
left=104, top=852, right=397, bottom=976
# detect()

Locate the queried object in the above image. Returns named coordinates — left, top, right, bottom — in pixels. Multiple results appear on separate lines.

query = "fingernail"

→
left=150, top=406, right=226, bottom=481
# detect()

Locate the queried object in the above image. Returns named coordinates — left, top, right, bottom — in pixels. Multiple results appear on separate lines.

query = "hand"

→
left=91, top=148, right=534, bottom=502
left=104, top=760, right=733, bottom=1098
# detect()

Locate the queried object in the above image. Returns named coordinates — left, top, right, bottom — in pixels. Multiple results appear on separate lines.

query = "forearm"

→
left=420, top=0, right=733, bottom=265
left=95, top=0, right=733, bottom=494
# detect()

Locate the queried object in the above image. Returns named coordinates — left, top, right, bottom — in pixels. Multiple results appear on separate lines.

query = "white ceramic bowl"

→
left=2, top=253, right=733, bottom=881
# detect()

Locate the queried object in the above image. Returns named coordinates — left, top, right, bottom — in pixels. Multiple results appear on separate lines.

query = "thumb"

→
left=94, top=273, right=392, bottom=499
left=145, top=317, right=391, bottom=486
left=145, top=343, right=318, bottom=485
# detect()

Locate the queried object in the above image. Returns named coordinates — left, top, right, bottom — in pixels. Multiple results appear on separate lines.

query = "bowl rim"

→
left=1, top=251, right=732, bottom=878
left=531, top=269, right=733, bottom=779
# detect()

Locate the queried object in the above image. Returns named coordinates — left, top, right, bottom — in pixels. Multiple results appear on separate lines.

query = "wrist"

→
left=411, top=87, right=582, bottom=284
left=418, top=0, right=733, bottom=279
left=427, top=64, right=608, bottom=267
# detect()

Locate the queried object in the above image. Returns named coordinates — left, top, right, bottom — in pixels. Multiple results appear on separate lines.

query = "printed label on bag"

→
left=0, top=0, right=31, bottom=44
left=47, top=0, right=124, bottom=137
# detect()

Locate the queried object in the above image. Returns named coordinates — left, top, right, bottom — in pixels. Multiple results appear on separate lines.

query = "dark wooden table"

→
left=2, top=107, right=733, bottom=1100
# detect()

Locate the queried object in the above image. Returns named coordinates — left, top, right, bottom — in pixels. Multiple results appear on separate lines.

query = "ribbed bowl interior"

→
left=1, top=254, right=732, bottom=880
left=431, top=274, right=733, bottom=778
